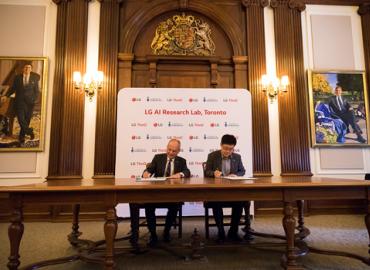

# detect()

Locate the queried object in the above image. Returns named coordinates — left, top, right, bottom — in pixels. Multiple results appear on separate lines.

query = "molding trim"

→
left=241, top=0, right=269, bottom=8
left=271, top=0, right=306, bottom=12
left=358, top=3, right=370, bottom=15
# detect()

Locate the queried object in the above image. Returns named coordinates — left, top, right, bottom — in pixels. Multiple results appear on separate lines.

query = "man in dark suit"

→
left=328, top=85, right=366, bottom=143
left=142, top=139, right=190, bottom=246
left=3, top=63, right=39, bottom=143
left=205, top=134, right=245, bottom=242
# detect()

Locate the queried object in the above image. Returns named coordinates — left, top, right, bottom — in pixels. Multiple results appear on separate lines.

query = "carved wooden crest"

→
left=151, top=13, right=215, bottom=56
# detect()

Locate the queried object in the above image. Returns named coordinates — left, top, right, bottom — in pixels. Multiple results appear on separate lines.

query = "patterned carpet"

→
left=0, top=215, right=369, bottom=269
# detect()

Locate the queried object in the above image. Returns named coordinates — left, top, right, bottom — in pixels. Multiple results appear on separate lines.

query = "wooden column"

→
left=94, top=0, right=123, bottom=178
left=359, top=4, right=370, bottom=110
left=242, top=0, right=271, bottom=176
left=271, top=0, right=311, bottom=176
left=48, top=0, right=89, bottom=179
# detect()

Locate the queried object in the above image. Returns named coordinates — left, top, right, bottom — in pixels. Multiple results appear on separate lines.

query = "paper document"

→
left=223, top=176, right=256, bottom=180
left=136, top=177, right=167, bottom=182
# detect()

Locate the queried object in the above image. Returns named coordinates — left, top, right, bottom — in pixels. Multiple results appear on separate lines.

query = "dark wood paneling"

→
left=271, top=0, right=311, bottom=176
left=94, top=0, right=123, bottom=177
left=359, top=4, right=370, bottom=114
left=48, top=0, right=89, bottom=179
left=243, top=0, right=271, bottom=176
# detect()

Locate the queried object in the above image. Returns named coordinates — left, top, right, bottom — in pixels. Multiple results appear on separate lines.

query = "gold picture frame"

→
left=308, top=70, right=370, bottom=147
left=0, top=56, right=48, bottom=151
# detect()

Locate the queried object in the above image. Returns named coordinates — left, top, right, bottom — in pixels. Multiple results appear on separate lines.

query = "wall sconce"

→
left=73, top=71, right=103, bottom=101
left=261, top=74, right=289, bottom=103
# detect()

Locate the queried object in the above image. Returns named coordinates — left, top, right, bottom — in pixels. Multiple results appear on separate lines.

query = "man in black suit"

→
left=3, top=63, right=39, bottom=143
left=142, top=139, right=190, bottom=246
left=328, top=85, right=366, bottom=143
left=205, top=134, right=246, bottom=242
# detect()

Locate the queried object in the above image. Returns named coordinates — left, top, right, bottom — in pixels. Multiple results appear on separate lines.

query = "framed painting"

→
left=0, top=57, right=48, bottom=151
left=308, top=70, right=369, bottom=147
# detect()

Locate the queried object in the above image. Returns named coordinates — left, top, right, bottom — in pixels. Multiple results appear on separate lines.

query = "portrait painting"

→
left=0, top=57, right=48, bottom=151
left=308, top=70, right=369, bottom=147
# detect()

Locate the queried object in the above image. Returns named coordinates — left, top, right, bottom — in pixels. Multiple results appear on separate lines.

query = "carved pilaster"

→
left=359, top=3, right=370, bottom=120
left=48, top=0, right=89, bottom=179
left=242, top=2, right=271, bottom=176
left=94, top=0, right=123, bottom=177
left=271, top=0, right=311, bottom=176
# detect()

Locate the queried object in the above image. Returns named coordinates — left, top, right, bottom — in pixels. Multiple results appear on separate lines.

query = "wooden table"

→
left=1, top=176, right=370, bottom=270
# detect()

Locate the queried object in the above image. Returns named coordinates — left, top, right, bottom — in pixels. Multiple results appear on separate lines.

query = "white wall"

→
left=302, top=5, right=370, bottom=179
left=0, top=0, right=56, bottom=184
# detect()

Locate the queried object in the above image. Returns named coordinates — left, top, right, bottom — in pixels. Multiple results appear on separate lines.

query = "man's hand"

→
left=142, top=171, right=151, bottom=178
left=214, top=170, right=222, bottom=178
left=167, top=173, right=182, bottom=179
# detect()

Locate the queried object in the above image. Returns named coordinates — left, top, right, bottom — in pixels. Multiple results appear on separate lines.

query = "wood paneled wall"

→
left=271, top=0, right=311, bottom=176
left=243, top=0, right=271, bottom=176
left=94, top=0, right=123, bottom=178
left=48, top=0, right=89, bottom=179
left=359, top=4, right=370, bottom=112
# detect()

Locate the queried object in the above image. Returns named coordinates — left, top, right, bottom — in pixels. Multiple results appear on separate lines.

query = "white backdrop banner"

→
left=115, top=88, right=253, bottom=217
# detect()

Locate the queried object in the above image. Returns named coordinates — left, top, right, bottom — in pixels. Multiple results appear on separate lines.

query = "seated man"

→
left=142, top=139, right=190, bottom=246
left=205, top=134, right=246, bottom=242
left=328, top=85, right=366, bottom=143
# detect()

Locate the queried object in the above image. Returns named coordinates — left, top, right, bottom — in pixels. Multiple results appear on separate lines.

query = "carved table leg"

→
left=7, top=197, right=24, bottom=270
left=68, top=204, right=82, bottom=246
left=104, top=207, right=117, bottom=270
left=296, top=200, right=310, bottom=240
left=281, top=201, right=303, bottom=270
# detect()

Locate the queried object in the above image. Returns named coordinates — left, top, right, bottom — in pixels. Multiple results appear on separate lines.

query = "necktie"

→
left=337, top=96, right=343, bottom=110
left=165, top=159, right=172, bottom=177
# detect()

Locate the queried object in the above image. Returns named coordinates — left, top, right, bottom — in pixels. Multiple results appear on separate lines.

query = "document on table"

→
left=136, top=177, right=167, bottom=182
left=222, top=176, right=256, bottom=181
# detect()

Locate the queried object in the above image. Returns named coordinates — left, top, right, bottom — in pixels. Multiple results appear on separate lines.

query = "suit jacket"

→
left=7, top=72, right=40, bottom=106
left=205, top=150, right=245, bottom=177
left=328, top=95, right=351, bottom=117
left=144, top=153, right=191, bottom=177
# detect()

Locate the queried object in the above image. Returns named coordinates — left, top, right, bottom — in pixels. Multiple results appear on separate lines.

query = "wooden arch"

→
left=119, top=0, right=244, bottom=56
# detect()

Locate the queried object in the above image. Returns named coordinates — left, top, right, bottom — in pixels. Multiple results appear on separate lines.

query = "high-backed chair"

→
left=202, top=162, right=252, bottom=239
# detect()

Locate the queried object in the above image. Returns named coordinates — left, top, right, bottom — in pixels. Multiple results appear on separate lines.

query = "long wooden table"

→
left=1, top=176, right=370, bottom=270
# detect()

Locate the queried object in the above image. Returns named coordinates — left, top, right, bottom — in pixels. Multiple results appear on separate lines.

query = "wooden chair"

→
left=202, top=162, right=252, bottom=239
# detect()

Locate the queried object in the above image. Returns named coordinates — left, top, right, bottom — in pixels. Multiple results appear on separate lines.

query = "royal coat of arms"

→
left=151, top=13, right=216, bottom=56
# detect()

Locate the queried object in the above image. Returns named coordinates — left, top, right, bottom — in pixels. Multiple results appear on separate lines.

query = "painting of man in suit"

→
left=310, top=71, right=369, bottom=146
left=0, top=58, right=47, bottom=150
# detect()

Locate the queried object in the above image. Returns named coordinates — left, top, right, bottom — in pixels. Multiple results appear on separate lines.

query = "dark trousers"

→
left=210, top=201, right=243, bottom=236
left=16, top=102, right=34, bottom=138
left=145, top=203, right=179, bottom=235
left=339, top=111, right=361, bottom=133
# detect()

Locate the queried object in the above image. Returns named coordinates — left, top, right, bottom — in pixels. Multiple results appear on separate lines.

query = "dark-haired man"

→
left=205, top=134, right=246, bottom=242
left=328, top=85, right=366, bottom=143
left=2, top=63, right=39, bottom=143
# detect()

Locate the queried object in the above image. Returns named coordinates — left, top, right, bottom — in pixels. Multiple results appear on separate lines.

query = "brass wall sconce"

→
left=261, top=74, right=289, bottom=103
left=73, top=71, right=103, bottom=101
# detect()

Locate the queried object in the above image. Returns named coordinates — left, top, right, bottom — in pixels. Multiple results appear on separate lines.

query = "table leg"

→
left=281, top=201, right=303, bottom=270
left=7, top=199, right=24, bottom=270
left=104, top=207, right=117, bottom=270
left=296, top=200, right=310, bottom=240
left=68, top=204, right=82, bottom=246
